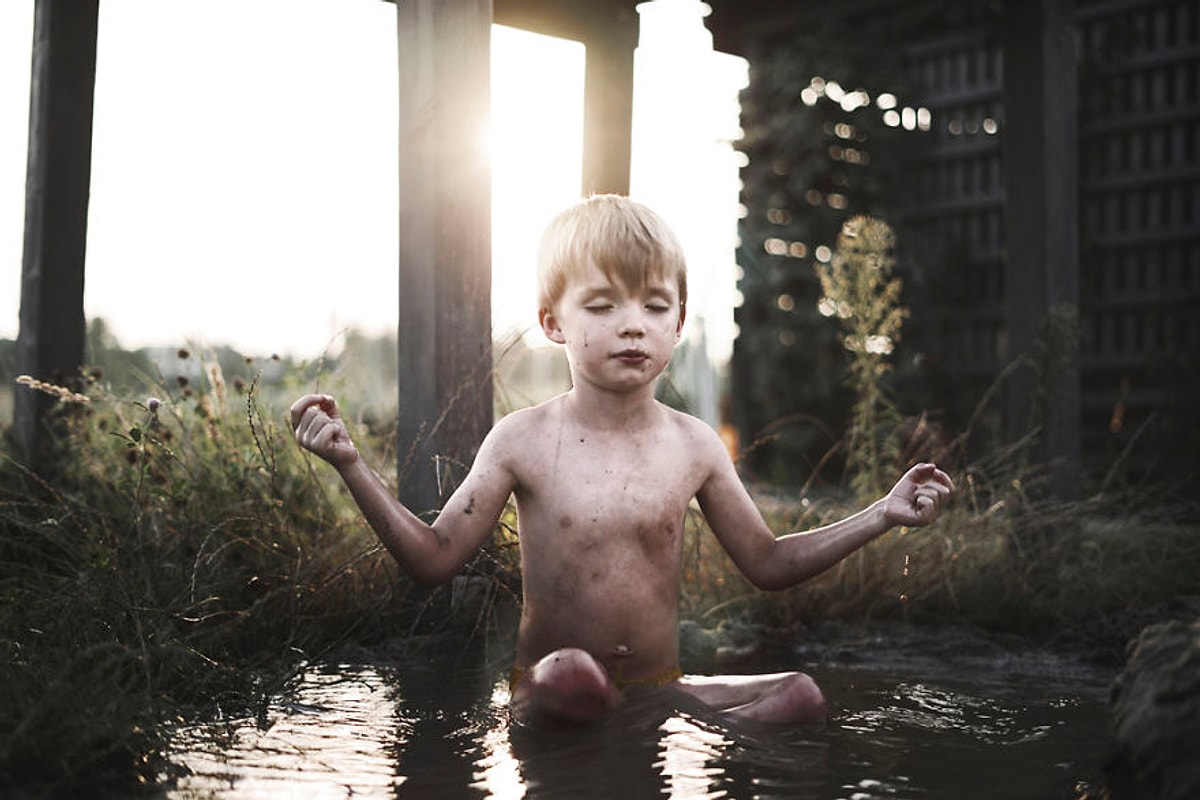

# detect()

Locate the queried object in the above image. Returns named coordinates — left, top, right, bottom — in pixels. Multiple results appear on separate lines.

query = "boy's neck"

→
left=563, top=381, right=661, bottom=431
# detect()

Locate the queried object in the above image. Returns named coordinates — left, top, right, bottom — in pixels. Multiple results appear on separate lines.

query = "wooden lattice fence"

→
left=893, top=0, right=1198, bottom=484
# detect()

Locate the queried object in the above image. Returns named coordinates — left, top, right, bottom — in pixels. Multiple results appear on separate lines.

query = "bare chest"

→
left=513, top=429, right=701, bottom=558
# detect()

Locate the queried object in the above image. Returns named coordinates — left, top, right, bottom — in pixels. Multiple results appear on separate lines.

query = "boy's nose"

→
left=619, top=312, right=646, bottom=337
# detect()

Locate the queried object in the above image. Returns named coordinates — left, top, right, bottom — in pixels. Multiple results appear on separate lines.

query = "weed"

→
left=814, top=215, right=908, bottom=503
left=0, top=353, right=514, bottom=793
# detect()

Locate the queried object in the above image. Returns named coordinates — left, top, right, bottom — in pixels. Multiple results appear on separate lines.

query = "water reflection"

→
left=168, top=664, right=401, bottom=798
left=164, top=656, right=1109, bottom=799
left=657, top=714, right=731, bottom=797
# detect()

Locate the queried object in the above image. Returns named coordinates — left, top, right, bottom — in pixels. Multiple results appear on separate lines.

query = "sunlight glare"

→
left=2, top=7, right=586, bottom=356
left=0, top=3, right=35, bottom=342
left=630, top=0, right=748, bottom=424
left=490, top=25, right=585, bottom=347
left=657, top=713, right=732, bottom=797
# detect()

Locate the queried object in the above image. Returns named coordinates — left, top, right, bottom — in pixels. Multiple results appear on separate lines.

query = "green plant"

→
left=0, top=351, right=514, bottom=793
left=814, top=215, right=908, bottom=502
left=678, top=469, right=1199, bottom=644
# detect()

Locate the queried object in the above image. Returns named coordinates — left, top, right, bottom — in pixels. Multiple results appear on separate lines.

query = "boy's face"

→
left=539, top=260, right=685, bottom=394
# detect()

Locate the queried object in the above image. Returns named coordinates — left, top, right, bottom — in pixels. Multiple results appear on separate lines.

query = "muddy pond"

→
left=163, top=627, right=1113, bottom=799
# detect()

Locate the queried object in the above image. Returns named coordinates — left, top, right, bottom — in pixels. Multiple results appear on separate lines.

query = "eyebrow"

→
left=577, top=282, right=677, bottom=301
left=577, top=284, right=616, bottom=301
left=573, top=275, right=678, bottom=303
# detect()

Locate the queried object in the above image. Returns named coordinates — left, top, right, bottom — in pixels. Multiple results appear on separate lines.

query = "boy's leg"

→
left=671, top=672, right=828, bottom=723
left=510, top=648, right=621, bottom=725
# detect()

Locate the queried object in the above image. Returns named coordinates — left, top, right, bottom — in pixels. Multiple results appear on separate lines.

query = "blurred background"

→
left=2, top=0, right=1197, bottom=495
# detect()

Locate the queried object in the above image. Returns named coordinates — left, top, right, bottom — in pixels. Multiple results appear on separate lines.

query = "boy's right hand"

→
left=290, top=394, right=358, bottom=469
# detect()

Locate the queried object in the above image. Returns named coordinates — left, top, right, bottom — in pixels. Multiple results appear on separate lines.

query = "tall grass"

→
left=680, top=467, right=1200, bottom=644
left=814, top=215, right=907, bottom=503
left=0, top=351, right=513, bottom=793
left=679, top=338, right=1200, bottom=650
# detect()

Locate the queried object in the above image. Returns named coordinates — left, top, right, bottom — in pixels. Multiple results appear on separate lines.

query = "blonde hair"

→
left=536, top=195, right=688, bottom=312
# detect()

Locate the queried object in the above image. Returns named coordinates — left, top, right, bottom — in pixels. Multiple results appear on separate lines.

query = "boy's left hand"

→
left=882, top=463, right=954, bottom=528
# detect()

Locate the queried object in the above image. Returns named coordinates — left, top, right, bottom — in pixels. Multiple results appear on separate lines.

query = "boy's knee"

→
left=782, top=672, right=827, bottom=719
left=516, top=648, right=619, bottom=724
left=534, top=648, right=609, bottom=689
left=516, top=652, right=624, bottom=724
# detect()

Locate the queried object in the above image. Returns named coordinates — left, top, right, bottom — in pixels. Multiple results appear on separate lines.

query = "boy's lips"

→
left=613, top=349, right=649, bottom=364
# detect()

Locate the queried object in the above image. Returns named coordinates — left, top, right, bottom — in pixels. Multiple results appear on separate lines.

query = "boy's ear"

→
left=539, top=308, right=566, bottom=344
left=676, top=302, right=687, bottom=340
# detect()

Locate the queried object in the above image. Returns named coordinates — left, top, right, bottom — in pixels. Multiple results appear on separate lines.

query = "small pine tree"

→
left=814, top=215, right=908, bottom=502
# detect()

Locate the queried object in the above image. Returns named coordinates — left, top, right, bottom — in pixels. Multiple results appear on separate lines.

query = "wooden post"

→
left=1002, top=0, right=1080, bottom=499
left=395, top=0, right=494, bottom=513
left=581, top=21, right=636, bottom=195
left=13, top=0, right=99, bottom=471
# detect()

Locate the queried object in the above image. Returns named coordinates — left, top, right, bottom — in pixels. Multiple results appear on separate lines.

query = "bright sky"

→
left=0, top=1, right=583, bottom=357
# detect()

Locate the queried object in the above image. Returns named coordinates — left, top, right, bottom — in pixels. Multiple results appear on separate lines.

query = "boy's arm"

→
left=291, top=394, right=514, bottom=586
left=698, top=446, right=953, bottom=591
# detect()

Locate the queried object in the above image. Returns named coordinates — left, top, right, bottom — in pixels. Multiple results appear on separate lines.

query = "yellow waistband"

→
left=509, top=665, right=683, bottom=693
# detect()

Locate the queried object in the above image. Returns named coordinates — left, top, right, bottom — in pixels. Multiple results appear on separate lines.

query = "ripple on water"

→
left=167, top=664, right=403, bottom=799
left=163, top=659, right=1109, bottom=800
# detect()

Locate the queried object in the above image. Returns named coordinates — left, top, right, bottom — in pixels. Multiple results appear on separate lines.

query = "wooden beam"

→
left=395, top=0, right=494, bottom=513
left=1002, top=0, right=1080, bottom=499
left=581, top=18, right=636, bottom=195
left=13, top=0, right=98, bottom=472
left=492, top=0, right=638, bottom=195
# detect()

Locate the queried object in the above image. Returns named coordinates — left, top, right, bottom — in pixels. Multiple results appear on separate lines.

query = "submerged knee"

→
left=535, top=648, right=608, bottom=688
left=516, top=648, right=619, bottom=725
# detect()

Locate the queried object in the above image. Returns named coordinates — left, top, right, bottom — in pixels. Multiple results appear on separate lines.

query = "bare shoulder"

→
left=482, top=396, right=565, bottom=462
left=491, top=396, right=562, bottom=439
left=658, top=403, right=731, bottom=466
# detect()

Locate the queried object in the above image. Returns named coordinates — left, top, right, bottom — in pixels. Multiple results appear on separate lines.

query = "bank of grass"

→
left=0, top=356, right=513, bottom=794
left=679, top=463, right=1200, bottom=652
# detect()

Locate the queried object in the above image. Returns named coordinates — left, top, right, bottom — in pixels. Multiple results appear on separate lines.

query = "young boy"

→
left=290, top=195, right=953, bottom=726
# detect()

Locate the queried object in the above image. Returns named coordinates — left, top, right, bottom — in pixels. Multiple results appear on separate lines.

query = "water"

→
left=163, top=644, right=1111, bottom=799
